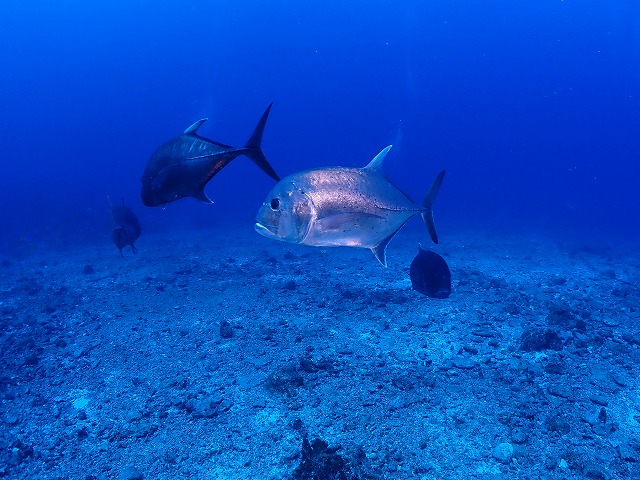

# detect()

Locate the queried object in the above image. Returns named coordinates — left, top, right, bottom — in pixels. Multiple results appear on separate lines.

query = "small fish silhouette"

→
left=110, top=198, right=141, bottom=256
left=409, top=247, right=451, bottom=298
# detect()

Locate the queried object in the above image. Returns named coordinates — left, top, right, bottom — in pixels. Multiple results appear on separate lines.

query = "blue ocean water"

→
left=1, top=2, right=640, bottom=480
left=1, top=0, right=638, bottom=245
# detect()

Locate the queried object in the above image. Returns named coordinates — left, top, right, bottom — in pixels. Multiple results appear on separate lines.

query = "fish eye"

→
left=270, top=198, right=280, bottom=210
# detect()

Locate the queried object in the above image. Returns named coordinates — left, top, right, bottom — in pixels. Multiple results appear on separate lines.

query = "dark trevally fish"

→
left=410, top=247, right=451, bottom=298
left=111, top=198, right=141, bottom=256
left=141, top=104, right=280, bottom=207
left=255, top=145, right=445, bottom=265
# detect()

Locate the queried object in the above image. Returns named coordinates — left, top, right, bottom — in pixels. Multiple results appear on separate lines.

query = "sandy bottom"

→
left=1, top=226, right=639, bottom=480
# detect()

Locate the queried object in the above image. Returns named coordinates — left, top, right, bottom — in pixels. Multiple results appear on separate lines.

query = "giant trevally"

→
left=110, top=198, right=141, bottom=256
left=254, top=145, right=445, bottom=266
left=141, top=104, right=280, bottom=207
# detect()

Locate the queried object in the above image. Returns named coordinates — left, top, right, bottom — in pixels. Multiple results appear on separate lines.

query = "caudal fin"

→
left=421, top=170, right=445, bottom=244
left=243, top=103, right=280, bottom=181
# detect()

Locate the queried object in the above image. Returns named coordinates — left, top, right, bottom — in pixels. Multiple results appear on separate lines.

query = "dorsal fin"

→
left=364, top=145, right=393, bottom=171
left=184, top=118, right=208, bottom=135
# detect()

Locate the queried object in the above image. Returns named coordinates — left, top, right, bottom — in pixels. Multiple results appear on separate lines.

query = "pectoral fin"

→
left=315, top=212, right=384, bottom=232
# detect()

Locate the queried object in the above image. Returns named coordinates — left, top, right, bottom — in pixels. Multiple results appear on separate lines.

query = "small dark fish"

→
left=111, top=199, right=141, bottom=256
left=410, top=247, right=451, bottom=298
left=141, top=104, right=280, bottom=207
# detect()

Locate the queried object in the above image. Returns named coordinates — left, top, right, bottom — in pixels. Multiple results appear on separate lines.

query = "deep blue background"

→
left=1, top=1, right=638, bottom=248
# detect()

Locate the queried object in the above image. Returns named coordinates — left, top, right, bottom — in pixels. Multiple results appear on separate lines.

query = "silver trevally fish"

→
left=255, top=145, right=445, bottom=266
left=141, top=104, right=280, bottom=207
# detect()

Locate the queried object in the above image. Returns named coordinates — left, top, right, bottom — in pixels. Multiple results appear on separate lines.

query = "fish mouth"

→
left=254, top=222, right=278, bottom=239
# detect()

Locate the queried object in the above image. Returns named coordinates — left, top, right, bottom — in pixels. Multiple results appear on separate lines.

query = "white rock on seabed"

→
left=492, top=442, right=514, bottom=464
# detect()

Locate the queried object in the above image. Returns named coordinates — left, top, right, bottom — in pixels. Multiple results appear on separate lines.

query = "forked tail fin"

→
left=421, top=170, right=445, bottom=244
left=243, top=103, right=280, bottom=181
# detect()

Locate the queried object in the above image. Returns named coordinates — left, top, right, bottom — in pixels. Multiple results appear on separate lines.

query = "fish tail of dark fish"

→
left=242, top=103, right=280, bottom=181
left=421, top=170, right=446, bottom=244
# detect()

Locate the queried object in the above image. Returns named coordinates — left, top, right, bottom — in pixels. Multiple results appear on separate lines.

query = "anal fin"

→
left=370, top=239, right=391, bottom=267
left=193, top=186, right=213, bottom=204
left=370, top=219, right=411, bottom=266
